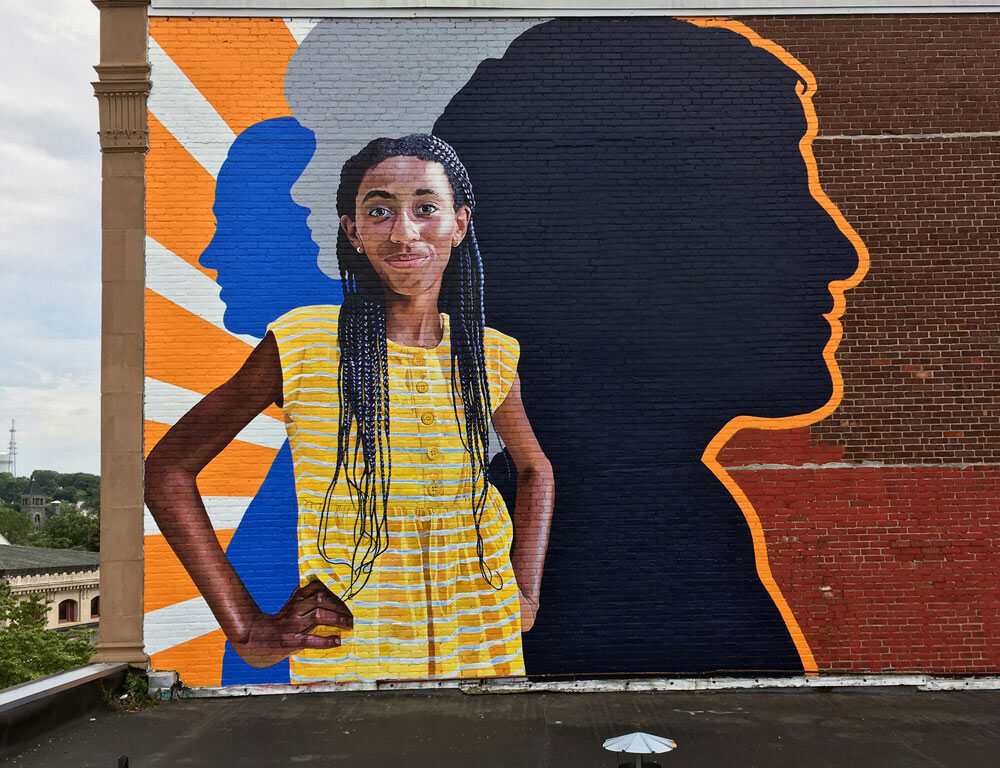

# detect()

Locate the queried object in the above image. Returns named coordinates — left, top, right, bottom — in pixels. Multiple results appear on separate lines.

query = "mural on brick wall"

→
left=143, top=16, right=867, bottom=687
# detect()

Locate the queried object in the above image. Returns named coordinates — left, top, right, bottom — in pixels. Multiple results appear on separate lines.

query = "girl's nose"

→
left=389, top=212, right=419, bottom=244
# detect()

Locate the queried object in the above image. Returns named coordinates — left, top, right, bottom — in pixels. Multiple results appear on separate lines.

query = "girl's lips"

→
left=384, top=253, right=431, bottom=269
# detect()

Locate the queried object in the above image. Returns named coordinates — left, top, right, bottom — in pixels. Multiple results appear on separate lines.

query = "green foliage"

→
left=0, top=583, right=95, bottom=690
left=31, top=510, right=100, bottom=552
left=104, top=671, right=156, bottom=713
left=28, top=471, right=101, bottom=514
left=0, top=474, right=29, bottom=509
left=0, top=506, right=33, bottom=544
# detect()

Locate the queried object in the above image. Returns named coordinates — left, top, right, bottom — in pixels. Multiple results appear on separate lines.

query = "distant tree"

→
left=29, top=471, right=100, bottom=515
left=0, top=584, right=95, bottom=689
left=0, top=474, right=28, bottom=509
left=0, top=506, right=33, bottom=545
left=31, top=510, right=100, bottom=552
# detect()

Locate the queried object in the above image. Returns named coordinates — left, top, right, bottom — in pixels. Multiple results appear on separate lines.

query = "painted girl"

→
left=145, top=134, right=554, bottom=682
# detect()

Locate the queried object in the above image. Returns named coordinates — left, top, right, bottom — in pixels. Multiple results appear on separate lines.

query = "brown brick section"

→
left=810, top=137, right=1000, bottom=462
left=744, top=14, right=1000, bottom=136
left=738, top=15, right=1000, bottom=464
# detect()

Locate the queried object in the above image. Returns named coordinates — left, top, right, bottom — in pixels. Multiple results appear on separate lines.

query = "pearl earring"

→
left=357, top=246, right=363, bottom=254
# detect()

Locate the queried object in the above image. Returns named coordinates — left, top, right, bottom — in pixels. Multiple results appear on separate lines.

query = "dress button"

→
left=413, top=352, right=426, bottom=365
left=420, top=411, right=435, bottom=425
left=428, top=482, right=442, bottom=496
left=426, top=446, right=440, bottom=460
left=415, top=381, right=429, bottom=394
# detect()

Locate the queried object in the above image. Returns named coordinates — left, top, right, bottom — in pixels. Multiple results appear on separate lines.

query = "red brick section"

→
left=734, top=464, right=1000, bottom=673
left=722, top=15, right=1000, bottom=672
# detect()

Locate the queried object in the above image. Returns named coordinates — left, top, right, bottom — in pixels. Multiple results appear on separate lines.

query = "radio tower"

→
left=7, top=420, right=15, bottom=478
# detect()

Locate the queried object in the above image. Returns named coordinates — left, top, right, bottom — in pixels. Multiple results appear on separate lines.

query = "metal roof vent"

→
left=603, top=732, right=677, bottom=767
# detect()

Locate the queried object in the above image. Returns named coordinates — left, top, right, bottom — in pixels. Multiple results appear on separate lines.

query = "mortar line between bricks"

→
left=724, top=461, right=1000, bottom=470
left=816, top=130, right=1000, bottom=140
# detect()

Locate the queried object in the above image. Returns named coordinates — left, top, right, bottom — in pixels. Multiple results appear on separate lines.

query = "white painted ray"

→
left=144, top=597, right=219, bottom=656
left=145, top=237, right=261, bottom=347
left=145, top=377, right=287, bottom=450
left=148, top=36, right=235, bottom=178
left=284, top=18, right=318, bottom=45
left=144, top=496, right=255, bottom=537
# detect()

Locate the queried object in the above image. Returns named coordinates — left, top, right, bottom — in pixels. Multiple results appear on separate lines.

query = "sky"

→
left=0, top=1, right=101, bottom=476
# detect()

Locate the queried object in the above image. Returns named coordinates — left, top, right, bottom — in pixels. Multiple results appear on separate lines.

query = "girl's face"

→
left=341, top=156, right=471, bottom=298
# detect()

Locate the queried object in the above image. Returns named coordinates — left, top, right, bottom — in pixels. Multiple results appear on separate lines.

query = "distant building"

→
left=0, top=451, right=11, bottom=475
left=0, top=544, right=100, bottom=630
left=21, top=478, right=58, bottom=532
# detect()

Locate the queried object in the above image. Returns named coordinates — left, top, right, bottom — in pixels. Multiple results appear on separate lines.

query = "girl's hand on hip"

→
left=518, top=589, right=538, bottom=632
left=231, top=580, right=353, bottom=668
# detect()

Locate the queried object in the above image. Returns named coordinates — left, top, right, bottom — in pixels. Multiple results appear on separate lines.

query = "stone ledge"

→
left=171, top=672, right=1000, bottom=699
left=0, top=663, right=129, bottom=750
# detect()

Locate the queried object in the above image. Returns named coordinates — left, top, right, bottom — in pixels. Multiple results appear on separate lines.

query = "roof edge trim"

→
left=150, top=1, right=1000, bottom=17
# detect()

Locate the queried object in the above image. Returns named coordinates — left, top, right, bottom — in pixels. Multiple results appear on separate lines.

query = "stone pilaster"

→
left=90, top=0, right=150, bottom=667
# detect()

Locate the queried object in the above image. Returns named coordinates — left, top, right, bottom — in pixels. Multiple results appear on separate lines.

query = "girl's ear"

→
left=340, top=215, right=361, bottom=250
left=452, top=205, right=471, bottom=246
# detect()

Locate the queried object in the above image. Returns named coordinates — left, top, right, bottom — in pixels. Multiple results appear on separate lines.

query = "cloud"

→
left=0, top=369, right=99, bottom=476
left=0, top=1, right=100, bottom=476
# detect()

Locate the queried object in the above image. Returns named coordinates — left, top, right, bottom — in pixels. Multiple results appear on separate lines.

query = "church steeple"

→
left=21, top=475, right=48, bottom=532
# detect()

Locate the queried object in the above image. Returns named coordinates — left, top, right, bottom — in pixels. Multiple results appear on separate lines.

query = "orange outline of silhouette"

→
left=679, top=17, right=870, bottom=675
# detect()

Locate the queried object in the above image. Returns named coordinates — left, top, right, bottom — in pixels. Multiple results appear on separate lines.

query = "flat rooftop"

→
left=5, top=688, right=1000, bottom=766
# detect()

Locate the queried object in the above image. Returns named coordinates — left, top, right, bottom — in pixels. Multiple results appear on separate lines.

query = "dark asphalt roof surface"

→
left=0, top=544, right=100, bottom=576
left=5, top=688, right=1000, bottom=767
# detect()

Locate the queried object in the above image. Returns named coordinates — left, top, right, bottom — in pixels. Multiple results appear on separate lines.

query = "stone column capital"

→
left=92, top=65, right=151, bottom=153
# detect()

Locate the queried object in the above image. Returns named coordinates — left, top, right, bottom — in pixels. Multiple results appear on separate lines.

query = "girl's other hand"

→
left=231, top=580, right=353, bottom=668
left=518, top=589, right=538, bottom=632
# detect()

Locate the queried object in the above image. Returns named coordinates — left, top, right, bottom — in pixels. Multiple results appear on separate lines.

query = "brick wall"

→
left=722, top=14, right=1000, bottom=672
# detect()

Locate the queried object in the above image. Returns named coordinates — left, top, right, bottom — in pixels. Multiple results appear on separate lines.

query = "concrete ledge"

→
left=176, top=672, right=1000, bottom=699
left=464, top=674, right=1000, bottom=693
left=0, top=663, right=129, bottom=749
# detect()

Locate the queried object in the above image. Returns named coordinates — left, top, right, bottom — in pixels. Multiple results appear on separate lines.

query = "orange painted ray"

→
left=145, top=531, right=236, bottom=612
left=145, top=289, right=283, bottom=421
left=147, top=113, right=218, bottom=277
left=150, top=17, right=295, bottom=135
left=146, top=288, right=252, bottom=391
left=144, top=421, right=277, bottom=497
left=150, top=629, right=226, bottom=687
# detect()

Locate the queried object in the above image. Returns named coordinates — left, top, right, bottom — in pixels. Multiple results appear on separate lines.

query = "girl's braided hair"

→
left=322, top=133, right=499, bottom=599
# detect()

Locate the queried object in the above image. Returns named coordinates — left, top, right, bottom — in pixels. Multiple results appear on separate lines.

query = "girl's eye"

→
left=368, top=206, right=391, bottom=218
left=417, top=203, right=439, bottom=215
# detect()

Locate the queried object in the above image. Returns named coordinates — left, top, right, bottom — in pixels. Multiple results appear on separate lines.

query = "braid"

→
left=323, top=133, right=502, bottom=598
left=318, top=286, right=392, bottom=599
left=422, top=136, right=501, bottom=589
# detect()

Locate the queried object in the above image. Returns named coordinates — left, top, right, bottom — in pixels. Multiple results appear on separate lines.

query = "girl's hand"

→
left=231, top=580, right=353, bottom=668
left=518, top=589, right=538, bottom=632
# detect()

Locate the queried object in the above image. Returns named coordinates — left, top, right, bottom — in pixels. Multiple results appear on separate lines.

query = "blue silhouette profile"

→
left=200, top=117, right=340, bottom=338
left=203, top=117, right=341, bottom=685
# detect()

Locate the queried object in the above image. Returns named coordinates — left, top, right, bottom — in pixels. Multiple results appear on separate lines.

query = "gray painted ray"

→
left=284, top=18, right=544, bottom=277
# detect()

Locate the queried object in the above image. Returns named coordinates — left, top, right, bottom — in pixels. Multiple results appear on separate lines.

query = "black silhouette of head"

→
left=435, top=17, right=859, bottom=674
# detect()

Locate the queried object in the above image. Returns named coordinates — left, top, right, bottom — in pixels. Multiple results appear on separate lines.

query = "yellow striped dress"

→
left=268, top=305, right=524, bottom=682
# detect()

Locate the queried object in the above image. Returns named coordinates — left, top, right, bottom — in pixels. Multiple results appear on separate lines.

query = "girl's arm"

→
left=144, top=332, right=352, bottom=667
left=491, top=374, right=554, bottom=631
